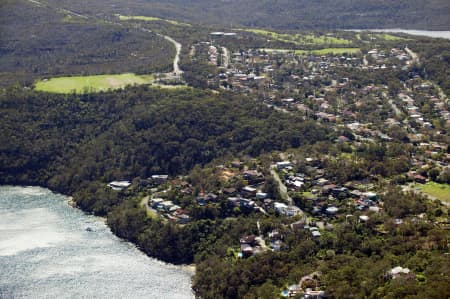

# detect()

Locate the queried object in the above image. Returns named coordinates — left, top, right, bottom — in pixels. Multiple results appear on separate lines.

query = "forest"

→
left=43, top=0, right=450, bottom=30
left=0, top=86, right=329, bottom=194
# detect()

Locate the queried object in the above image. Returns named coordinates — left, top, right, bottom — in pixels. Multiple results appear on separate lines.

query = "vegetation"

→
left=44, top=0, right=450, bottom=30
left=0, top=86, right=328, bottom=192
left=243, top=29, right=352, bottom=46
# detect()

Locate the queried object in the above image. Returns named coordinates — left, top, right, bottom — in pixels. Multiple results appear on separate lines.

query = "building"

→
left=108, top=181, right=131, bottom=191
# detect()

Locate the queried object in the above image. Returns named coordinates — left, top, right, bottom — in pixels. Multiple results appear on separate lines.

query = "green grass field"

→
left=35, top=73, right=154, bottom=93
left=244, top=29, right=351, bottom=46
left=261, top=48, right=360, bottom=55
left=371, top=33, right=408, bottom=41
left=116, top=14, right=191, bottom=26
left=415, top=182, right=450, bottom=203
left=117, top=15, right=161, bottom=21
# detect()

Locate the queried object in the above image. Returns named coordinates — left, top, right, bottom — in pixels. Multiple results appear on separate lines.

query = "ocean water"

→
left=0, top=186, right=193, bottom=299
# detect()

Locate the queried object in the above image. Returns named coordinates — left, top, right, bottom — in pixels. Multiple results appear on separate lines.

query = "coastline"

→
left=2, top=184, right=196, bottom=276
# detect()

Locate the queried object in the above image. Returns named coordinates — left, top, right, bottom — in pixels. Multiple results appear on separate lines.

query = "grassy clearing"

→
left=244, top=29, right=351, bottom=46
left=261, top=48, right=360, bottom=55
left=116, top=14, right=191, bottom=26
left=308, top=48, right=360, bottom=55
left=35, top=73, right=154, bottom=93
left=117, top=14, right=161, bottom=21
left=61, top=15, right=87, bottom=23
left=414, top=182, right=450, bottom=203
left=371, top=33, right=408, bottom=41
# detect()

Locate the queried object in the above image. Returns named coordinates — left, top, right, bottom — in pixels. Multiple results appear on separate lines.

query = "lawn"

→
left=34, top=73, right=154, bottom=93
left=117, top=14, right=161, bottom=21
left=261, top=48, right=360, bottom=55
left=116, top=14, right=191, bottom=26
left=305, top=48, right=360, bottom=55
left=244, top=29, right=351, bottom=46
left=371, top=33, right=408, bottom=41
left=415, top=182, right=450, bottom=203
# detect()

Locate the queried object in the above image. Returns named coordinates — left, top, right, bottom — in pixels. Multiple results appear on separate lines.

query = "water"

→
left=349, top=29, right=450, bottom=40
left=0, top=186, right=194, bottom=299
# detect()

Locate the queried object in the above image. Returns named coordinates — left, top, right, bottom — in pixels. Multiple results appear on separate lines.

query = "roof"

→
left=390, top=266, right=410, bottom=275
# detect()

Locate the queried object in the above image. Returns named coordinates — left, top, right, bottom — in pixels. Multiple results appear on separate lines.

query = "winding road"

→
left=163, top=35, right=183, bottom=75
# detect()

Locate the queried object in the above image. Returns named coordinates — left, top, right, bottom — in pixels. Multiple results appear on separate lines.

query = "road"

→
left=405, top=46, right=420, bottom=64
left=163, top=35, right=183, bottom=75
left=139, top=196, right=160, bottom=217
left=270, top=165, right=292, bottom=204
left=363, top=55, right=368, bottom=66
left=221, top=46, right=230, bottom=68
left=382, top=92, right=402, bottom=117
left=270, top=165, right=309, bottom=224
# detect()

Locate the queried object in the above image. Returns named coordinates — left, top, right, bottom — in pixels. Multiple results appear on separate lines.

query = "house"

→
left=331, top=187, right=349, bottom=199
left=363, top=191, right=377, bottom=201
left=240, top=235, right=259, bottom=257
left=108, top=181, right=131, bottom=191
left=151, top=175, right=169, bottom=184
left=312, top=230, right=322, bottom=238
left=242, top=186, right=257, bottom=197
left=316, top=178, right=330, bottom=186
left=223, top=187, right=237, bottom=195
left=176, top=213, right=191, bottom=224
left=256, top=192, right=269, bottom=199
left=291, top=219, right=307, bottom=230
left=414, top=174, right=427, bottom=184
left=287, top=284, right=302, bottom=297
left=228, top=197, right=240, bottom=207
left=276, top=161, right=293, bottom=170
left=150, top=197, right=164, bottom=208
left=305, top=290, right=326, bottom=299
left=159, top=200, right=175, bottom=212
left=240, top=243, right=254, bottom=257
left=274, top=202, right=288, bottom=214
left=243, top=170, right=264, bottom=183
left=271, top=240, right=283, bottom=252
left=388, top=266, right=414, bottom=279
left=322, top=184, right=337, bottom=195
left=325, top=206, right=338, bottom=215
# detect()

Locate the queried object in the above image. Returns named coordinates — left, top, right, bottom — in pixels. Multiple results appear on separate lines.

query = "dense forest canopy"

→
left=0, top=86, right=329, bottom=193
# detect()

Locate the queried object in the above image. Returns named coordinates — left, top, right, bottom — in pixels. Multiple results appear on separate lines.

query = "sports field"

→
left=35, top=73, right=154, bottom=93
left=414, top=182, right=450, bottom=204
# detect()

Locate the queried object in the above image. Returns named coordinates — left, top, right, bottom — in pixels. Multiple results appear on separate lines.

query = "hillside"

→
left=0, top=0, right=174, bottom=87
left=44, top=0, right=450, bottom=30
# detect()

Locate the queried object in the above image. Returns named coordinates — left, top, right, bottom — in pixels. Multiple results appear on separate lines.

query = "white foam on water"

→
left=0, top=208, right=68, bottom=256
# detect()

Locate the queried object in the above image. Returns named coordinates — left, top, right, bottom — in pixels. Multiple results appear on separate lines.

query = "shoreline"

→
left=2, top=184, right=197, bottom=275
